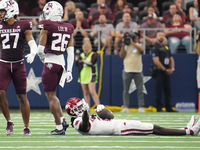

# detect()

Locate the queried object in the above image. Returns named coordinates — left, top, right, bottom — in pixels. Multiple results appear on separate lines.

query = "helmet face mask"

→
left=0, top=0, right=19, bottom=22
left=42, top=1, right=63, bottom=21
left=65, top=97, right=84, bottom=118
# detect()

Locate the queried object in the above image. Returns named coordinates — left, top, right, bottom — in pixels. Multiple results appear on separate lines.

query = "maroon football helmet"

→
left=65, top=97, right=84, bottom=118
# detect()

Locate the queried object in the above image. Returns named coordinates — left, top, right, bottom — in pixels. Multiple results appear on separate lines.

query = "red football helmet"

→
left=65, top=97, right=84, bottom=118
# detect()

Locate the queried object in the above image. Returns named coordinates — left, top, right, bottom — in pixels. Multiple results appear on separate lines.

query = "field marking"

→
left=0, top=146, right=200, bottom=149
left=0, top=136, right=200, bottom=139
left=0, top=140, right=199, bottom=143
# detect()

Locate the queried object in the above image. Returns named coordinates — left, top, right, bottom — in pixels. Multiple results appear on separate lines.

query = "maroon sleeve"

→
left=25, top=20, right=32, bottom=30
left=91, top=53, right=97, bottom=65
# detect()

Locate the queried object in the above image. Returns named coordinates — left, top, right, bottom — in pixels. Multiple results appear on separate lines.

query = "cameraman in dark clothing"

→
left=151, top=32, right=176, bottom=112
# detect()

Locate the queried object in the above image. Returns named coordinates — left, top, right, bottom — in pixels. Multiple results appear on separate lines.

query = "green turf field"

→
left=0, top=111, right=200, bottom=150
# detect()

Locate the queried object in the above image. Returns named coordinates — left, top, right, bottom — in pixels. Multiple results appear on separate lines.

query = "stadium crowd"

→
left=17, top=0, right=198, bottom=54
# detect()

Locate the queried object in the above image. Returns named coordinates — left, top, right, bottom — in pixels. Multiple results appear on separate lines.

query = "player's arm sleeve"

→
left=66, top=46, right=74, bottom=72
left=79, top=110, right=90, bottom=132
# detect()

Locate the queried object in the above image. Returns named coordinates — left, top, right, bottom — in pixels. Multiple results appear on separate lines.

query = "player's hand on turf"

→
left=95, top=104, right=105, bottom=112
left=66, top=71, right=73, bottom=83
left=25, top=53, right=36, bottom=64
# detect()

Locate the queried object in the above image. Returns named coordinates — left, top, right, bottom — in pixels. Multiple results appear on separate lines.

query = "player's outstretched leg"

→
left=189, top=119, right=200, bottom=136
left=184, top=115, right=196, bottom=130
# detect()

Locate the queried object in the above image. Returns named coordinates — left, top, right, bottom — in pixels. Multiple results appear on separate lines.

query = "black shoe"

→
left=157, top=109, right=164, bottom=112
left=50, top=129, right=65, bottom=135
left=166, top=109, right=178, bottom=112
left=62, top=118, right=69, bottom=131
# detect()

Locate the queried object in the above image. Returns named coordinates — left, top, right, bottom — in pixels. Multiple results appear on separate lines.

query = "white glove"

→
left=95, top=104, right=105, bottom=112
left=25, top=53, right=36, bottom=64
left=38, top=53, right=45, bottom=63
left=66, top=71, right=73, bottom=83
left=82, top=98, right=89, bottom=111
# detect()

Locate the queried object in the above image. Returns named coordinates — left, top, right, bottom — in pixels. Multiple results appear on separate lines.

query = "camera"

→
left=124, top=32, right=136, bottom=45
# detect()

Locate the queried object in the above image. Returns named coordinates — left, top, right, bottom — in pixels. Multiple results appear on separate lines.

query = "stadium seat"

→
left=92, top=10, right=100, bottom=17
left=162, top=1, right=174, bottom=14
left=186, top=1, right=194, bottom=11
left=138, top=1, right=146, bottom=11
left=75, top=2, right=86, bottom=11
left=68, top=11, right=75, bottom=20
left=115, top=11, right=123, bottom=22
left=138, top=10, right=148, bottom=23
left=90, top=3, right=98, bottom=8
left=127, top=2, right=134, bottom=10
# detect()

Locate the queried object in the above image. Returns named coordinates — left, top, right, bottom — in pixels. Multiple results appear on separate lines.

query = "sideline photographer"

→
left=119, top=32, right=145, bottom=113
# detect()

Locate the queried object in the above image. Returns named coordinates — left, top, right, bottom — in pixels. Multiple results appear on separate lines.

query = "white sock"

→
left=185, top=129, right=191, bottom=135
left=56, top=124, right=63, bottom=130
left=60, top=116, right=64, bottom=123
left=8, top=120, right=12, bottom=122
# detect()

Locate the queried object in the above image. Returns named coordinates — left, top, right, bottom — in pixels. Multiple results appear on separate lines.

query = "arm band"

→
left=28, top=40, right=37, bottom=54
left=66, top=46, right=74, bottom=72
left=37, top=45, right=45, bottom=54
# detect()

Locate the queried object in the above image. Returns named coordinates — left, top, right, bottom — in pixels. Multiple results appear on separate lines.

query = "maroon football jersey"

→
left=38, top=20, right=74, bottom=55
left=0, top=20, right=32, bottom=61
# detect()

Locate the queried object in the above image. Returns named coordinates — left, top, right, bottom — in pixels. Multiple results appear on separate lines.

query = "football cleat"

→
left=138, top=107, right=145, bottom=112
left=24, top=127, right=31, bottom=136
left=6, top=121, right=14, bottom=135
left=50, top=129, right=65, bottom=135
left=121, top=107, right=129, bottom=113
left=62, top=118, right=69, bottom=131
left=190, top=119, right=200, bottom=136
left=184, top=115, right=196, bottom=130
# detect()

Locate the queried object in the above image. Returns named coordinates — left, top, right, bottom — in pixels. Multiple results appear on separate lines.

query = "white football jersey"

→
left=73, top=115, right=154, bottom=135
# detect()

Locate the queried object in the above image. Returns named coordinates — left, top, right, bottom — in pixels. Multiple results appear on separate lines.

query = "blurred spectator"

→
left=112, top=0, right=127, bottom=20
left=123, top=3, right=132, bottom=13
left=114, top=12, right=138, bottom=54
left=90, top=15, right=115, bottom=55
left=91, top=3, right=113, bottom=27
left=31, top=0, right=46, bottom=27
left=18, top=0, right=31, bottom=16
left=165, top=14, right=192, bottom=53
left=142, top=6, right=156, bottom=20
left=140, top=13, right=164, bottom=51
left=115, top=4, right=134, bottom=25
left=174, top=0, right=187, bottom=20
left=106, top=0, right=116, bottom=12
left=144, top=0, right=159, bottom=12
left=71, top=11, right=90, bottom=51
left=88, top=0, right=111, bottom=20
left=63, top=1, right=76, bottom=22
left=162, top=4, right=183, bottom=27
left=189, top=0, right=200, bottom=31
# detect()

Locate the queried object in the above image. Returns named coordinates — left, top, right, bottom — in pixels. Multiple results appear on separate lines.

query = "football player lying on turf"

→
left=65, top=97, right=200, bottom=136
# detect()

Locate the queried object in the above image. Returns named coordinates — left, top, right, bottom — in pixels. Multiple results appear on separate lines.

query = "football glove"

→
left=82, top=98, right=89, bottom=111
left=25, top=53, right=36, bottom=64
left=95, top=104, right=105, bottom=112
left=66, top=71, right=73, bottom=83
